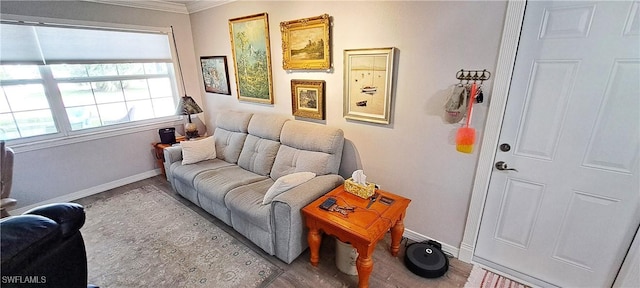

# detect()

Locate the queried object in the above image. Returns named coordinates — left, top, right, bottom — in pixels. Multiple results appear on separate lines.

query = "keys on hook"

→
left=455, top=70, right=489, bottom=104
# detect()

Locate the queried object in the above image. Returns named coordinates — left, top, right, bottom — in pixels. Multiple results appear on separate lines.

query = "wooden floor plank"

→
left=76, top=176, right=472, bottom=288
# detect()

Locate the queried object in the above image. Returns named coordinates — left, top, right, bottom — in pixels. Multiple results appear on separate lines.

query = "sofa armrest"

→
left=271, top=174, right=344, bottom=263
left=1, top=215, right=60, bottom=265
left=1, top=210, right=88, bottom=287
left=163, top=146, right=183, bottom=180
left=24, top=203, right=85, bottom=238
left=163, top=145, right=183, bottom=165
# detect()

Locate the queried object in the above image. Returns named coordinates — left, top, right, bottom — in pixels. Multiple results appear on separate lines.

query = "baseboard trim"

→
left=403, top=228, right=459, bottom=258
left=11, top=169, right=161, bottom=215
left=458, top=242, right=475, bottom=263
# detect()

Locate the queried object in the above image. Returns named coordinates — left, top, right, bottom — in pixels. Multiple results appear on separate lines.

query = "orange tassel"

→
left=456, top=82, right=477, bottom=153
left=456, top=127, right=476, bottom=153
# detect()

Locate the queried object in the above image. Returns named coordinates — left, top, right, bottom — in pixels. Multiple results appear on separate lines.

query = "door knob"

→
left=495, top=161, right=518, bottom=172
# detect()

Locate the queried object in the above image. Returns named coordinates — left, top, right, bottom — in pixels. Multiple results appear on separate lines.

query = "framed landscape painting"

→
left=229, top=13, right=274, bottom=104
left=200, top=56, right=231, bottom=95
left=280, top=14, right=331, bottom=70
left=291, top=79, right=325, bottom=120
left=343, top=47, right=396, bottom=124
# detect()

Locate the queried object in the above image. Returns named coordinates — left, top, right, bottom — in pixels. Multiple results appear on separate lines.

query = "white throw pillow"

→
left=181, top=136, right=216, bottom=165
left=262, top=172, right=316, bottom=205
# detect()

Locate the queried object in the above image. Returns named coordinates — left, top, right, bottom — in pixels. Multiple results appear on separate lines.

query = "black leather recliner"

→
left=1, top=203, right=91, bottom=288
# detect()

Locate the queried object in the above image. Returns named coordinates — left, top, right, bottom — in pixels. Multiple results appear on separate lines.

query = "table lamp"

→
left=176, top=95, right=203, bottom=139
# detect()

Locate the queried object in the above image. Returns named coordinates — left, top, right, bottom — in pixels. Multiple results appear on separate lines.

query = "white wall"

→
left=1, top=0, right=509, bottom=252
left=0, top=1, right=200, bottom=208
left=190, top=1, right=507, bottom=249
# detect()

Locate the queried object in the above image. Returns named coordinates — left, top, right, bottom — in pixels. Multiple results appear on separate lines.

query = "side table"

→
left=152, top=136, right=185, bottom=177
left=301, top=185, right=411, bottom=288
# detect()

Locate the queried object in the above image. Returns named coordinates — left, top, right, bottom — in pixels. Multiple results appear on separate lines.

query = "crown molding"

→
left=185, top=0, right=234, bottom=13
left=84, top=0, right=233, bottom=14
left=85, top=1, right=190, bottom=14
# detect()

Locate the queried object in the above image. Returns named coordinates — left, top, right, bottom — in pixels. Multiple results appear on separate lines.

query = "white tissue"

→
left=351, top=170, right=367, bottom=186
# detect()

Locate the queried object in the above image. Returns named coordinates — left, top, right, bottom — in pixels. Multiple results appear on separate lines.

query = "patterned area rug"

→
left=81, top=185, right=282, bottom=287
left=464, top=265, right=530, bottom=288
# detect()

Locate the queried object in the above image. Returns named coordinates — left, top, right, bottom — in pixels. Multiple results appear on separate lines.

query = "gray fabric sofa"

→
left=163, top=111, right=345, bottom=263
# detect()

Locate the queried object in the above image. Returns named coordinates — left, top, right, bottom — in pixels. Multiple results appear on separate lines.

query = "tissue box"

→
left=344, top=178, right=376, bottom=199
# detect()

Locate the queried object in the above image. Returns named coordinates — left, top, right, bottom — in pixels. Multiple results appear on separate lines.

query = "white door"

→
left=474, top=1, right=640, bottom=287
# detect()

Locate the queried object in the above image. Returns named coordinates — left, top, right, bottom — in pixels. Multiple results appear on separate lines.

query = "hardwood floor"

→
left=75, top=175, right=472, bottom=288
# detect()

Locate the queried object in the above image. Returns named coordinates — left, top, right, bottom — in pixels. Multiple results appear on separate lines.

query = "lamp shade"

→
left=176, top=96, right=203, bottom=116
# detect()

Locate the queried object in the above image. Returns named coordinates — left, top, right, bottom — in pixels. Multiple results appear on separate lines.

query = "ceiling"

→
left=88, top=0, right=233, bottom=14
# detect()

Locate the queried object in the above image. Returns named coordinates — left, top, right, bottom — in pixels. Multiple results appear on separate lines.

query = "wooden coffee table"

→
left=301, top=185, right=411, bottom=288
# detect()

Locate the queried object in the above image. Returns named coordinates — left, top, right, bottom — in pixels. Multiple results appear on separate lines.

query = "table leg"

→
left=355, top=246, right=374, bottom=288
left=390, top=216, right=405, bottom=257
left=308, top=228, right=322, bottom=267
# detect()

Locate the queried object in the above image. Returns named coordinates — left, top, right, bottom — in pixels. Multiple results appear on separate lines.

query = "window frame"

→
left=0, top=14, right=186, bottom=152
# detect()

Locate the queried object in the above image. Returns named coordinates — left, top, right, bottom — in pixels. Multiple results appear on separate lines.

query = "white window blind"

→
left=0, top=24, right=43, bottom=64
left=0, top=20, right=180, bottom=143
left=0, top=22, right=172, bottom=64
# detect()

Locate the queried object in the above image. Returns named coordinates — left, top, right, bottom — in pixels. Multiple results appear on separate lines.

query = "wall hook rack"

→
left=456, top=69, right=491, bottom=82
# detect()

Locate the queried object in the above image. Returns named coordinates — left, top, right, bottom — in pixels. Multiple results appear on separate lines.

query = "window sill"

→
left=8, top=116, right=185, bottom=153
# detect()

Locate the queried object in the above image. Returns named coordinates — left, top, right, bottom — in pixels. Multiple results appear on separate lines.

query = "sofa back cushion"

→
left=271, top=121, right=344, bottom=180
left=238, top=114, right=289, bottom=176
left=213, top=111, right=252, bottom=164
left=247, top=113, right=288, bottom=141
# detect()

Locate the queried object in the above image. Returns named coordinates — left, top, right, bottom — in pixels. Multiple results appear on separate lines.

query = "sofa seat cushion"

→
left=171, top=159, right=233, bottom=187
left=194, top=166, right=268, bottom=204
left=226, top=179, right=277, bottom=254
left=226, top=178, right=274, bottom=231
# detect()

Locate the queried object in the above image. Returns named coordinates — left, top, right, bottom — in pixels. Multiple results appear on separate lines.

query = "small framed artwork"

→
left=200, top=56, right=231, bottom=95
left=291, top=79, right=325, bottom=120
left=343, top=47, right=396, bottom=124
left=280, top=14, right=331, bottom=70
left=229, top=13, right=274, bottom=104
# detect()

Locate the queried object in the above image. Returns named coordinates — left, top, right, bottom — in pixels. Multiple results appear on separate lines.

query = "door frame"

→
left=459, top=0, right=639, bottom=286
left=459, top=0, right=526, bottom=263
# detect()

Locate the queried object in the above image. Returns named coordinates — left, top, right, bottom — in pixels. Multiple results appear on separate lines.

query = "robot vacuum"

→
left=404, top=240, right=449, bottom=278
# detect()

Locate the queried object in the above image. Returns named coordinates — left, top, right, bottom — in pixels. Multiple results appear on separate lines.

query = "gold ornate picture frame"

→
left=280, top=14, right=331, bottom=70
left=343, top=47, right=396, bottom=124
left=229, top=13, right=274, bottom=104
left=291, top=79, right=325, bottom=120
